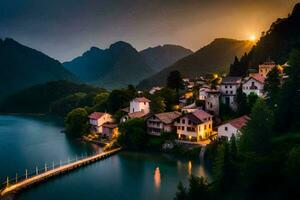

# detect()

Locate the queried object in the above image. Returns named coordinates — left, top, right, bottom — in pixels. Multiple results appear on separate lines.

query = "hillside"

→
left=139, top=44, right=193, bottom=72
left=137, top=38, right=253, bottom=89
left=229, top=3, right=300, bottom=76
left=0, top=38, right=77, bottom=98
left=0, top=80, right=105, bottom=114
left=64, top=41, right=154, bottom=89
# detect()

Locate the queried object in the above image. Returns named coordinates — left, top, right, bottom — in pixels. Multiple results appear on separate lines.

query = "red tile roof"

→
left=89, top=112, right=106, bottom=120
left=249, top=74, right=265, bottom=84
left=128, top=111, right=148, bottom=118
left=184, top=109, right=212, bottom=124
left=102, top=123, right=118, bottom=129
left=134, top=97, right=151, bottom=103
left=227, top=115, right=250, bottom=130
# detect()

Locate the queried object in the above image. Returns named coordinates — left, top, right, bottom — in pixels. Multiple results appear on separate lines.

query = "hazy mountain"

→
left=0, top=38, right=77, bottom=98
left=140, top=45, right=193, bottom=72
left=64, top=41, right=154, bottom=89
left=137, top=38, right=253, bottom=89
left=229, top=3, right=300, bottom=76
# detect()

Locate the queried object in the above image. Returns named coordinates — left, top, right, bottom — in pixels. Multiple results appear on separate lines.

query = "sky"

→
left=0, top=0, right=298, bottom=61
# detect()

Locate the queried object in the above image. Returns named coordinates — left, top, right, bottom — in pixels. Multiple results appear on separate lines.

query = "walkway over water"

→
left=0, top=148, right=122, bottom=197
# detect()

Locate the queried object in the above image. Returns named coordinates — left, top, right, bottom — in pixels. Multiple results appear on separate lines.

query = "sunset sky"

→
left=0, top=0, right=298, bottom=61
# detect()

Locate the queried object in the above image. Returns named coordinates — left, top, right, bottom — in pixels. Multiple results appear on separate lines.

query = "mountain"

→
left=139, top=45, right=193, bottom=72
left=64, top=41, right=154, bottom=89
left=0, top=38, right=77, bottom=98
left=137, top=38, right=253, bottom=89
left=229, top=3, right=300, bottom=76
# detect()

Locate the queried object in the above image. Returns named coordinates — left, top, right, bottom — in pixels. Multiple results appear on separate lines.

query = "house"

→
left=121, top=97, right=151, bottom=122
left=199, top=87, right=210, bottom=100
left=102, top=123, right=119, bottom=139
left=220, top=76, right=242, bottom=111
left=259, top=59, right=276, bottom=78
left=174, top=110, right=213, bottom=142
left=218, top=115, right=250, bottom=140
left=242, top=74, right=265, bottom=96
left=89, top=112, right=113, bottom=133
left=129, top=97, right=151, bottom=114
left=146, top=111, right=182, bottom=136
left=205, top=89, right=220, bottom=116
left=149, top=87, right=162, bottom=94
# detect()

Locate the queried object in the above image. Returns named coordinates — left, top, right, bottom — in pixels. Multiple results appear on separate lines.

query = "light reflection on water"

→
left=154, top=167, right=161, bottom=189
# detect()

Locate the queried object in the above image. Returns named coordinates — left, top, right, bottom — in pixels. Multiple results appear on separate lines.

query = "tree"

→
left=118, top=118, right=147, bottom=149
left=188, top=175, right=209, bottom=199
left=230, top=134, right=238, bottom=160
left=236, top=86, right=248, bottom=115
left=174, top=182, right=188, bottom=200
left=239, top=99, right=274, bottom=155
left=155, top=88, right=178, bottom=111
left=65, top=108, right=90, bottom=138
left=167, top=70, right=184, bottom=96
left=150, top=96, right=166, bottom=113
left=275, top=49, right=300, bottom=132
left=247, top=92, right=258, bottom=112
left=106, top=89, right=132, bottom=113
left=263, top=66, right=282, bottom=107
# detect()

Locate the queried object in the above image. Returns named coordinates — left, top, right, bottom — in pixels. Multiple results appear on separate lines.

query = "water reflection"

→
left=188, top=161, right=192, bottom=175
left=154, top=167, right=161, bottom=189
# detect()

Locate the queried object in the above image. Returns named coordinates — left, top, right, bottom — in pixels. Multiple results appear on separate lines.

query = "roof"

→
left=89, top=112, right=106, bottom=120
left=154, top=111, right=182, bottom=124
left=247, top=74, right=265, bottom=84
left=102, top=123, right=118, bottom=129
left=182, top=103, right=198, bottom=109
left=223, top=115, right=250, bottom=130
left=133, top=97, right=151, bottom=103
left=184, top=109, right=212, bottom=124
left=221, top=76, right=241, bottom=84
left=128, top=111, right=148, bottom=118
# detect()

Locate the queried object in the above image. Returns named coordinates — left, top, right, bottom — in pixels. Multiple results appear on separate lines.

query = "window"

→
left=230, top=91, right=233, bottom=94
left=226, top=91, right=228, bottom=94
left=230, top=85, right=232, bottom=88
left=225, top=127, right=228, bottom=131
left=144, top=102, right=146, bottom=105
left=225, top=86, right=227, bottom=89
left=188, top=120, right=191, bottom=125
left=182, top=119, right=185, bottom=124
left=182, top=126, right=185, bottom=130
left=204, top=125, right=207, bottom=129
left=209, top=124, right=211, bottom=128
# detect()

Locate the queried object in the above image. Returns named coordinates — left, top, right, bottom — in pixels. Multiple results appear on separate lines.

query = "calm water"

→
left=0, top=115, right=211, bottom=200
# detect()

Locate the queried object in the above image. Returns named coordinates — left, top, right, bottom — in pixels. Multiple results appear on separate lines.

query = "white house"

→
left=220, top=76, right=242, bottom=111
left=199, top=87, right=210, bottom=100
left=129, top=97, right=151, bottom=114
left=121, top=97, right=151, bottom=122
left=174, top=110, right=213, bottom=142
left=218, top=115, right=250, bottom=140
left=146, top=111, right=181, bottom=136
left=242, top=74, right=265, bottom=97
left=259, top=59, right=276, bottom=78
left=89, top=112, right=113, bottom=133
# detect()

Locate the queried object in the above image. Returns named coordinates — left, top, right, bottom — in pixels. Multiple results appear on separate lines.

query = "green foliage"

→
left=275, top=49, right=300, bottom=133
left=174, top=176, right=210, bottom=200
left=263, top=66, right=282, bottom=107
left=50, top=92, right=87, bottom=116
left=236, top=86, right=248, bottom=115
left=167, top=70, right=184, bottom=96
left=65, top=108, right=90, bottom=138
left=239, top=99, right=274, bottom=155
left=118, top=118, right=147, bottom=150
left=106, top=87, right=135, bottom=113
left=150, top=96, right=166, bottom=113
left=155, top=88, right=178, bottom=111
left=0, top=80, right=104, bottom=114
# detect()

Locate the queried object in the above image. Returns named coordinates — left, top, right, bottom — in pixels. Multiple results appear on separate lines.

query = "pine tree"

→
left=263, top=66, right=282, bottom=107
left=236, top=86, right=248, bottom=115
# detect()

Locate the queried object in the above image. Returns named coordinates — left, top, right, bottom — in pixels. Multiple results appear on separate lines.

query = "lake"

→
left=0, top=115, right=211, bottom=200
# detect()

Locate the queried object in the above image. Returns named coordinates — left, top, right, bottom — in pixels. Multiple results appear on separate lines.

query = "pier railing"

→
left=0, top=148, right=121, bottom=195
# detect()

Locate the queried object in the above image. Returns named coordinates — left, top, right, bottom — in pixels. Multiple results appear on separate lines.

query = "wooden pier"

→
left=0, top=148, right=122, bottom=198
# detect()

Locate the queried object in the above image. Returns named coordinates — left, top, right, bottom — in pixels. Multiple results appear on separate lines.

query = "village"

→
left=85, top=59, right=287, bottom=148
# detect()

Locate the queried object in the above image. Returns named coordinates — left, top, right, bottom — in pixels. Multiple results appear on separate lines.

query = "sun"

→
left=249, top=35, right=256, bottom=42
